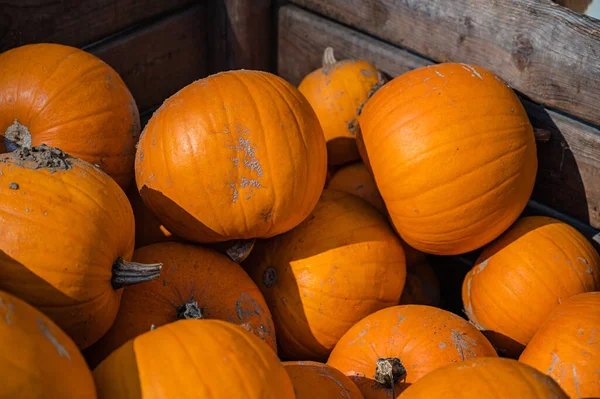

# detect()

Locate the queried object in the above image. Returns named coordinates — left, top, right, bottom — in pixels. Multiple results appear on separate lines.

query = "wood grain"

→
left=289, top=0, right=600, bottom=128
left=278, top=5, right=600, bottom=230
left=88, top=5, right=208, bottom=111
left=0, top=0, right=195, bottom=52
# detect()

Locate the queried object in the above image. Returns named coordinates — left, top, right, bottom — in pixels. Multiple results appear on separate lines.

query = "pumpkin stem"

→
left=4, top=120, right=32, bottom=152
left=225, top=238, right=256, bottom=263
left=176, top=300, right=203, bottom=320
left=533, top=128, right=552, bottom=143
left=374, top=358, right=406, bottom=396
left=322, top=47, right=337, bottom=66
left=263, top=267, right=278, bottom=287
left=111, top=258, right=162, bottom=289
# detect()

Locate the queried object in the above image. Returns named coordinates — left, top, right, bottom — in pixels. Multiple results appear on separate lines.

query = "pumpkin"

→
left=0, top=145, right=161, bottom=348
left=244, top=189, right=406, bottom=361
left=93, top=319, right=295, bottom=398
left=84, top=242, right=276, bottom=368
left=283, top=361, right=364, bottom=399
left=463, top=216, right=600, bottom=358
left=399, top=260, right=440, bottom=307
left=519, top=291, right=600, bottom=398
left=298, top=47, right=384, bottom=166
left=327, top=305, right=497, bottom=398
left=0, top=290, right=97, bottom=398
left=355, top=127, right=372, bottom=174
left=359, top=63, right=537, bottom=255
left=328, top=162, right=386, bottom=214
left=0, top=43, right=139, bottom=189
left=127, top=186, right=175, bottom=248
left=136, top=70, right=327, bottom=244
left=400, top=357, right=568, bottom=398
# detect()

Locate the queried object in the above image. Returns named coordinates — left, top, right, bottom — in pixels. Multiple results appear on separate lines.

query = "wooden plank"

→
left=289, top=0, right=600, bottom=129
left=278, top=5, right=600, bottom=230
left=0, top=0, right=195, bottom=52
left=88, top=5, right=208, bottom=111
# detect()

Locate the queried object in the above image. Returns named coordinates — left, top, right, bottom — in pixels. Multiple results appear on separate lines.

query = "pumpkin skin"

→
left=136, top=70, right=327, bottom=244
left=359, top=63, right=537, bottom=255
left=93, top=319, right=295, bottom=399
left=519, top=291, right=600, bottom=398
left=399, top=260, right=440, bottom=307
left=328, top=162, right=386, bottom=213
left=0, top=146, right=139, bottom=348
left=462, top=216, right=600, bottom=358
left=84, top=242, right=276, bottom=368
left=0, top=290, right=97, bottom=398
left=244, top=189, right=406, bottom=361
left=298, top=48, right=384, bottom=166
left=127, top=186, right=175, bottom=248
left=284, top=361, right=364, bottom=399
left=0, top=43, right=140, bottom=189
left=327, top=305, right=497, bottom=398
left=400, top=357, right=568, bottom=398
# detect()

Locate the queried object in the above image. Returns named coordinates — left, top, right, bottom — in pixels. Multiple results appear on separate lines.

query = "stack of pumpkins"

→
left=0, top=42, right=598, bottom=399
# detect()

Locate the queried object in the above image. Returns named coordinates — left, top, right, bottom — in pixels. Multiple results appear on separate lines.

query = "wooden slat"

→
left=289, top=0, right=600, bottom=128
left=278, top=5, right=600, bottom=230
left=0, top=0, right=195, bottom=52
left=88, top=5, right=208, bottom=111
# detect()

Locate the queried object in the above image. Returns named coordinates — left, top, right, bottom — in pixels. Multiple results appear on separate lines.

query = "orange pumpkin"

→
left=400, top=357, right=568, bottom=398
left=520, top=291, right=600, bottom=398
left=463, top=216, right=600, bottom=358
left=298, top=47, right=384, bottom=166
left=0, top=145, right=160, bottom=348
left=328, top=162, right=386, bottom=214
left=400, top=260, right=440, bottom=307
left=136, top=70, right=327, bottom=244
left=359, top=63, right=537, bottom=255
left=327, top=305, right=497, bottom=398
left=244, top=189, right=406, bottom=361
left=284, top=361, right=364, bottom=399
left=127, top=186, right=175, bottom=248
left=85, top=242, right=276, bottom=368
left=0, top=290, right=97, bottom=398
left=93, top=319, right=295, bottom=398
left=0, top=43, right=139, bottom=189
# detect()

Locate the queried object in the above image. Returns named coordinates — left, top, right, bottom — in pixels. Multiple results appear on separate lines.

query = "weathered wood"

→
left=289, top=0, right=600, bottom=128
left=88, top=5, right=208, bottom=111
left=278, top=5, right=600, bottom=230
left=0, top=0, right=195, bottom=52
left=208, top=0, right=274, bottom=73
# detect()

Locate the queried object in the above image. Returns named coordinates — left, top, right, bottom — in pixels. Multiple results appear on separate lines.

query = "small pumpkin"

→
left=93, top=319, right=295, bottom=399
left=0, top=145, right=160, bottom=348
left=463, top=216, right=600, bottom=358
left=519, top=291, right=600, bottom=398
left=127, top=186, right=175, bottom=249
left=283, top=361, right=364, bottom=399
left=136, top=70, right=327, bottom=244
left=400, top=357, right=568, bottom=398
left=359, top=63, right=537, bottom=255
left=244, top=189, right=406, bottom=361
left=0, top=43, right=140, bottom=189
left=400, top=260, right=440, bottom=307
left=84, top=242, right=276, bottom=368
left=298, top=48, right=384, bottom=166
left=328, top=162, right=386, bottom=214
left=327, top=305, right=497, bottom=398
left=0, top=290, right=97, bottom=398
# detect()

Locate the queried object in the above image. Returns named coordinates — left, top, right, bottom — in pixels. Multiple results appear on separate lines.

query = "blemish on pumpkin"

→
left=0, top=298, right=14, bottom=325
left=8, top=182, right=18, bottom=190
left=476, top=259, right=488, bottom=273
left=572, top=365, right=582, bottom=398
left=360, top=69, right=374, bottom=77
left=4, top=120, right=32, bottom=152
left=240, top=177, right=262, bottom=188
left=347, top=119, right=359, bottom=135
left=451, top=329, right=478, bottom=360
left=262, top=208, right=273, bottom=221
left=228, top=183, right=239, bottom=203
left=231, top=158, right=239, bottom=168
left=438, top=342, right=447, bottom=349
left=349, top=324, right=371, bottom=345
left=547, top=353, right=560, bottom=373
left=434, top=70, right=445, bottom=78
left=38, top=318, right=71, bottom=360
left=461, top=64, right=483, bottom=80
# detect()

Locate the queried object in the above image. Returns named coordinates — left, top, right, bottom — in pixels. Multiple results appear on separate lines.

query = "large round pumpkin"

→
left=0, top=145, right=160, bottom=348
left=400, top=357, right=568, bottom=398
left=519, top=291, right=600, bottom=398
left=0, top=43, right=139, bottom=189
left=463, top=216, right=600, bottom=358
left=0, top=290, right=97, bottom=398
left=85, top=242, right=276, bottom=367
left=93, top=319, right=295, bottom=398
left=298, top=48, right=384, bottom=166
left=359, top=63, right=537, bottom=255
left=135, top=70, right=327, bottom=244
left=244, top=189, right=406, bottom=361
left=283, top=361, right=364, bottom=399
left=327, top=162, right=386, bottom=213
left=327, top=305, right=497, bottom=398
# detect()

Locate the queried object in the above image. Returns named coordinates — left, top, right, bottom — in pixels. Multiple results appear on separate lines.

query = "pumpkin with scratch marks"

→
left=284, top=361, right=364, bottom=398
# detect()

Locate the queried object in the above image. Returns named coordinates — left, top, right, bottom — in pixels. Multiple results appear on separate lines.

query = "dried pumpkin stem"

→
left=4, top=120, right=32, bottom=152
left=374, top=358, right=406, bottom=397
left=322, top=47, right=337, bottom=66
left=225, top=238, right=256, bottom=263
left=176, top=300, right=204, bottom=320
left=111, top=258, right=162, bottom=289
